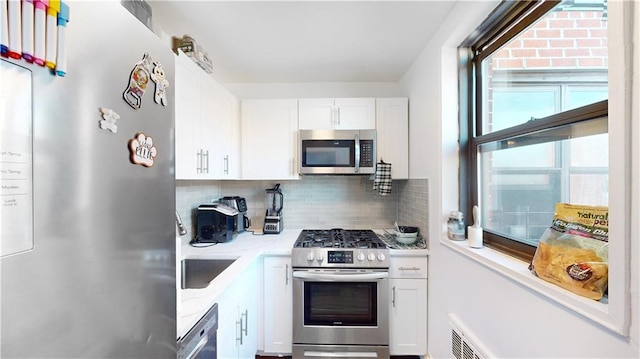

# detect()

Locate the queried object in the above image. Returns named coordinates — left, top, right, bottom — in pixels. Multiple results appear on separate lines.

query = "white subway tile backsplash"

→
left=176, top=177, right=428, bottom=244
left=398, top=179, right=429, bottom=239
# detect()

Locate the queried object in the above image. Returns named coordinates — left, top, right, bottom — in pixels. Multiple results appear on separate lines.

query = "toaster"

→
left=194, top=203, right=239, bottom=243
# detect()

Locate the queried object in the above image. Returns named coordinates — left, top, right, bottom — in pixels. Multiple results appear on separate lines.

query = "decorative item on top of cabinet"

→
left=241, top=99, right=299, bottom=180
left=298, top=98, right=376, bottom=130
left=389, top=255, right=428, bottom=356
left=376, top=98, right=409, bottom=180
left=174, top=50, right=240, bottom=180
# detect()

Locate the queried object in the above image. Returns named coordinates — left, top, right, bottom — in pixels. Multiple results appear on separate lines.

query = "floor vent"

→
left=449, top=313, right=489, bottom=359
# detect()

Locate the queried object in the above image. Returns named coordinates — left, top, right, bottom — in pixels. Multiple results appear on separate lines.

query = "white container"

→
left=468, top=226, right=483, bottom=248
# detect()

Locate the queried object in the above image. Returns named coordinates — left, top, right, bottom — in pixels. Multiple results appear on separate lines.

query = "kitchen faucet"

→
left=175, top=211, right=188, bottom=236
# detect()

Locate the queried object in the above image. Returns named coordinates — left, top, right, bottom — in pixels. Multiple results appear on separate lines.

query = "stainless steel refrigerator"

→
left=1, top=2, right=176, bottom=357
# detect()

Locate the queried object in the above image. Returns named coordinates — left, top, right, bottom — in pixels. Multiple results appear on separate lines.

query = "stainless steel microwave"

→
left=299, top=129, right=376, bottom=175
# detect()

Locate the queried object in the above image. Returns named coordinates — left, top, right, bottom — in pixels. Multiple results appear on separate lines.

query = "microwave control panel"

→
left=360, top=140, right=374, bottom=167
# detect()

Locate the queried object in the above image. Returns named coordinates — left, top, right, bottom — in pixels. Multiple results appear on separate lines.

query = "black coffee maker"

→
left=193, top=203, right=238, bottom=243
left=219, top=196, right=251, bottom=233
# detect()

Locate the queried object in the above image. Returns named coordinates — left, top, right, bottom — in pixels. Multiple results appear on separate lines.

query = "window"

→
left=460, top=0, right=608, bottom=260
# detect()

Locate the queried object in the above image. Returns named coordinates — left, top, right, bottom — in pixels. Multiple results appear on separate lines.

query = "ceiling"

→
left=150, top=1, right=457, bottom=83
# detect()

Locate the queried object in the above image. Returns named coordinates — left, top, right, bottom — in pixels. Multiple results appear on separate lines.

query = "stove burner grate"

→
left=294, top=229, right=386, bottom=249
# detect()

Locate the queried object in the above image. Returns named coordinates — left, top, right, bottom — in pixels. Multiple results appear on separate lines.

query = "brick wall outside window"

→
left=492, top=10, right=607, bottom=70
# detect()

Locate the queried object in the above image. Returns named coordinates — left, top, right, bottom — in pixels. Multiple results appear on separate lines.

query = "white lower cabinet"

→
left=217, top=261, right=259, bottom=358
left=261, top=255, right=292, bottom=355
left=389, top=255, right=428, bottom=355
left=217, top=308, right=240, bottom=359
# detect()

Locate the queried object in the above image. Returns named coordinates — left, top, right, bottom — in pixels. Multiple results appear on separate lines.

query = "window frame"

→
left=459, top=0, right=609, bottom=261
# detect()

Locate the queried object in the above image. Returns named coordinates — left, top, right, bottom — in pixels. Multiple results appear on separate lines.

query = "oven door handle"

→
left=292, top=271, right=388, bottom=281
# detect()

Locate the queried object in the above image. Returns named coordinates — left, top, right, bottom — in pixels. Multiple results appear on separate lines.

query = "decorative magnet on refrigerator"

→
left=129, top=132, right=157, bottom=167
left=98, top=107, right=119, bottom=133
left=150, top=61, right=169, bottom=106
left=123, top=52, right=153, bottom=109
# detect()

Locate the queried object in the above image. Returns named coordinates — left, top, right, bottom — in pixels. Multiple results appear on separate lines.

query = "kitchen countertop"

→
left=177, top=228, right=429, bottom=339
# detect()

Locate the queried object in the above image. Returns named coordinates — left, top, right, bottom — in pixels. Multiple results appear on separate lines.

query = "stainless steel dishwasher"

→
left=177, top=303, right=218, bottom=359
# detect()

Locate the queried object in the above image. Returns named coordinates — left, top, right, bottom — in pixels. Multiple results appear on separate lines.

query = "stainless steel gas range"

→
left=292, top=229, right=390, bottom=359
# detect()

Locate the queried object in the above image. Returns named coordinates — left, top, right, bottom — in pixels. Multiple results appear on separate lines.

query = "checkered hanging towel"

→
left=373, top=160, right=392, bottom=196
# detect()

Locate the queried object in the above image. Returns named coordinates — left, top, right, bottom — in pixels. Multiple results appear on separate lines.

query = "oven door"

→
left=292, top=269, right=389, bottom=346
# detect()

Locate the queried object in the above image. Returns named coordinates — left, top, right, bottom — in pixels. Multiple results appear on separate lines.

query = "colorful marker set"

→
left=1, top=0, right=69, bottom=76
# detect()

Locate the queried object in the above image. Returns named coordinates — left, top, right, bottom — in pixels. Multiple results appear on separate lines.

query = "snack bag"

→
left=529, top=203, right=609, bottom=300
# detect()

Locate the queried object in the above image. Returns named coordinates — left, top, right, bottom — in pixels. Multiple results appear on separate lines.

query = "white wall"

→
left=224, top=81, right=402, bottom=99
left=400, top=1, right=640, bottom=358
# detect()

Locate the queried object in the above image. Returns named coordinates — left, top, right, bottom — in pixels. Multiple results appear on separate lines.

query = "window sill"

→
left=440, top=237, right=624, bottom=334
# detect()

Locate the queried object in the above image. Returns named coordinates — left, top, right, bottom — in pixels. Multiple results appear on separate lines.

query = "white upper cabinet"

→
left=298, top=98, right=375, bottom=130
left=174, top=52, right=201, bottom=179
left=174, top=51, right=240, bottom=180
left=241, top=99, right=299, bottom=180
left=376, top=98, right=409, bottom=179
left=202, top=78, right=241, bottom=179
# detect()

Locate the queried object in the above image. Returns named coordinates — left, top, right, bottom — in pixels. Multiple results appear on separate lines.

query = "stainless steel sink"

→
left=181, top=259, right=237, bottom=289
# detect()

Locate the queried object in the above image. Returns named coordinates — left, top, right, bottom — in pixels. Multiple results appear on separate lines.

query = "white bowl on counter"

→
left=394, top=230, right=418, bottom=244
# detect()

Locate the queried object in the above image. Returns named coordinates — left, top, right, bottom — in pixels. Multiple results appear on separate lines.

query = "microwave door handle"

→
left=354, top=134, right=361, bottom=173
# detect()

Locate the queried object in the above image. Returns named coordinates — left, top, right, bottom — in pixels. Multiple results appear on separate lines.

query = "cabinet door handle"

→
left=202, top=150, right=209, bottom=174
left=224, top=155, right=229, bottom=175
left=392, top=286, right=396, bottom=308
left=242, top=309, right=248, bottom=336
left=336, top=107, right=341, bottom=125
left=331, top=106, right=337, bottom=126
left=236, top=319, right=242, bottom=345
left=399, top=266, right=421, bottom=271
left=196, top=150, right=202, bottom=174
left=285, top=264, right=289, bottom=285
left=330, top=107, right=334, bottom=126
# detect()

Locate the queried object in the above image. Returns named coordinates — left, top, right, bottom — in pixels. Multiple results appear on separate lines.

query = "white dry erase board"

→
left=1, top=60, right=34, bottom=257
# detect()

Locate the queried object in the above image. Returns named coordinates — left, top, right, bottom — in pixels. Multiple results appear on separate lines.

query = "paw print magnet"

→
left=99, top=107, right=119, bottom=133
left=123, top=53, right=153, bottom=110
left=129, top=132, right=157, bottom=167
left=150, top=61, right=170, bottom=106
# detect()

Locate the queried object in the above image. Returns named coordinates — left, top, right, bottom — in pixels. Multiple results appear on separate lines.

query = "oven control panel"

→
left=293, top=248, right=390, bottom=268
left=327, top=251, right=354, bottom=264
